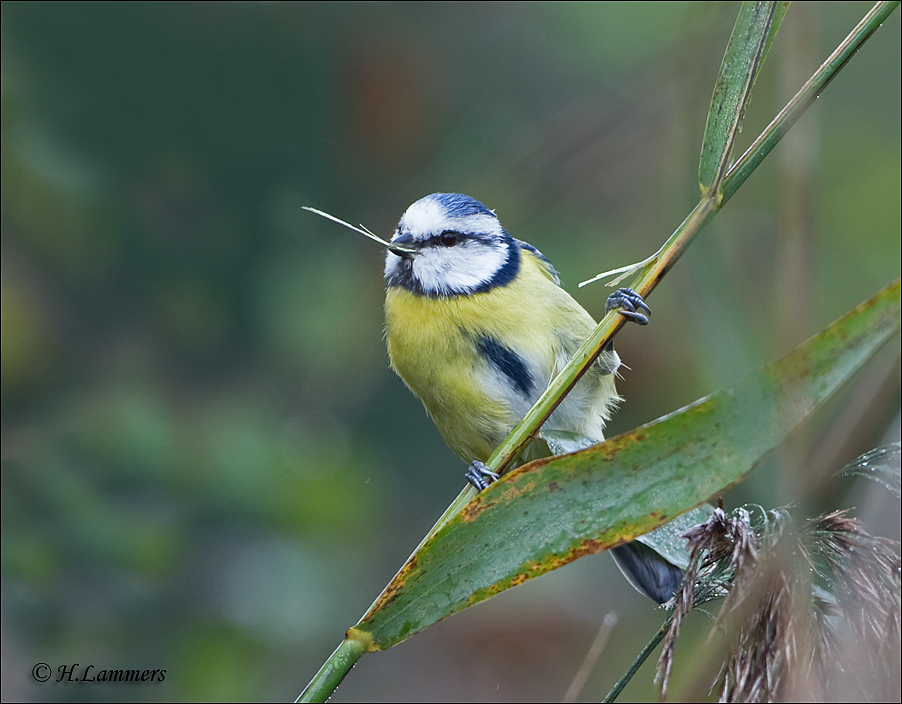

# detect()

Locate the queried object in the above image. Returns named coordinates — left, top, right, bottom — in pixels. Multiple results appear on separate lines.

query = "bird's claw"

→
left=465, top=461, right=499, bottom=491
left=605, top=287, right=650, bottom=326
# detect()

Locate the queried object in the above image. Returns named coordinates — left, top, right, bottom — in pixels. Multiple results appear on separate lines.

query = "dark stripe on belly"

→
left=477, top=336, right=534, bottom=397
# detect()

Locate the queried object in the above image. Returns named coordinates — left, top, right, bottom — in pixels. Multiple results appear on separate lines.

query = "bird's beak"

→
left=388, top=234, right=417, bottom=259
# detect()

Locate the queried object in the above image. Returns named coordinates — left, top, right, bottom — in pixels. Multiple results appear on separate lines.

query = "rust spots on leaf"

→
left=509, top=573, right=530, bottom=587
left=565, top=537, right=609, bottom=562
left=464, top=532, right=645, bottom=610
left=521, top=538, right=619, bottom=579
left=460, top=472, right=541, bottom=522
left=364, top=557, right=418, bottom=618
left=459, top=494, right=490, bottom=522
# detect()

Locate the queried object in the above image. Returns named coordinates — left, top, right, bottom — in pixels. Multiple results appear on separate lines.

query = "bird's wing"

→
left=516, top=240, right=561, bottom=285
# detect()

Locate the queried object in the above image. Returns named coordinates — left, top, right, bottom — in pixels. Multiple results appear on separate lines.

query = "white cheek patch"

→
left=388, top=195, right=513, bottom=295
left=413, top=240, right=508, bottom=295
left=384, top=252, right=403, bottom=279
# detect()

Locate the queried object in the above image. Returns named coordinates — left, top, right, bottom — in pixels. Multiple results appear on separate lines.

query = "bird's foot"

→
left=605, top=287, right=650, bottom=325
left=465, top=461, right=499, bottom=491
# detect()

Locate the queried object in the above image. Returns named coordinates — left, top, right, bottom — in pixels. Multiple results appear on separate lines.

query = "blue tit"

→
left=383, top=193, right=683, bottom=604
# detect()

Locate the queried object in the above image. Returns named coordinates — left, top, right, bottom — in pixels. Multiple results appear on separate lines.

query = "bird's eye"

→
left=439, top=231, right=459, bottom=247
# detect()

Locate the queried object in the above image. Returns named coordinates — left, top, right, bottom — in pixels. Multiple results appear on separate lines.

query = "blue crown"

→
left=424, top=193, right=496, bottom=220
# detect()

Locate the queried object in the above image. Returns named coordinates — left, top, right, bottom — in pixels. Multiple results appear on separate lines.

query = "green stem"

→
left=296, top=635, right=369, bottom=703
left=602, top=615, right=673, bottom=703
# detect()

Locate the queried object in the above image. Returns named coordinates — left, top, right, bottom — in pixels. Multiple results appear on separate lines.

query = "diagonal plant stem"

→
left=295, top=636, right=369, bottom=704
left=601, top=614, right=674, bottom=704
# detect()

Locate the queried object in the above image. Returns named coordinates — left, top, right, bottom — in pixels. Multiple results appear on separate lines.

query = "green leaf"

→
left=354, top=280, right=900, bottom=650
left=635, top=505, right=715, bottom=570
left=699, top=2, right=783, bottom=196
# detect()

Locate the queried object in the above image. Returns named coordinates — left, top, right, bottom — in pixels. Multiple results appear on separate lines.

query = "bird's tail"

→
left=610, top=541, right=684, bottom=604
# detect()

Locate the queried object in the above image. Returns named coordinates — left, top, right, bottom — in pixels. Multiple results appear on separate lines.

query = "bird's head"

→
left=385, top=193, right=520, bottom=297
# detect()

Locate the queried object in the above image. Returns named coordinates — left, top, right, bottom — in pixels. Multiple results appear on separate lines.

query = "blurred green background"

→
left=2, top=2, right=899, bottom=702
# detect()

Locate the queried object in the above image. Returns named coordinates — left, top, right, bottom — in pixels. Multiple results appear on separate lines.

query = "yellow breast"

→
left=385, top=251, right=616, bottom=462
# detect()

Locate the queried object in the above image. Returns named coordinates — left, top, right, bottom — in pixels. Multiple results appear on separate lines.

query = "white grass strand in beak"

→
left=302, top=206, right=415, bottom=253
